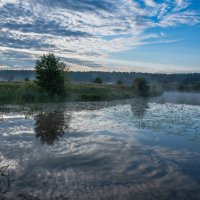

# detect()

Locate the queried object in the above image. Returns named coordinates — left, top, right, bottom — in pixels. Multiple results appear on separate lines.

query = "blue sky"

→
left=0, top=0, right=199, bottom=72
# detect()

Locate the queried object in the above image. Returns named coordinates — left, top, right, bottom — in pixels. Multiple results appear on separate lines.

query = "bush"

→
left=93, top=77, right=102, bottom=84
left=132, top=77, right=150, bottom=97
left=193, top=82, right=200, bottom=90
left=24, top=77, right=30, bottom=82
left=35, top=53, right=69, bottom=96
left=117, top=80, right=123, bottom=85
left=80, top=93, right=103, bottom=101
left=178, top=84, right=186, bottom=91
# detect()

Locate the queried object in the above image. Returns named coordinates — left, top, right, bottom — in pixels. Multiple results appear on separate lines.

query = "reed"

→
left=0, top=82, right=65, bottom=104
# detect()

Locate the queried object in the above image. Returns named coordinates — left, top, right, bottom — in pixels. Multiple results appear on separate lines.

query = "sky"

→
left=0, top=0, right=200, bottom=73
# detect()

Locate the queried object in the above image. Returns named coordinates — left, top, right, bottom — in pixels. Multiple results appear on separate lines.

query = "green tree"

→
left=178, top=84, right=186, bottom=91
left=193, top=81, right=200, bottom=90
left=35, top=53, right=68, bottom=95
left=93, top=77, right=102, bottom=84
left=117, top=80, right=123, bottom=85
left=24, top=77, right=30, bottom=82
left=132, top=77, right=150, bottom=97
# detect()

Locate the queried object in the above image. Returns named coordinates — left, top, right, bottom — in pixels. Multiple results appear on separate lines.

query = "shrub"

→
left=35, top=53, right=69, bottom=96
left=24, top=77, right=30, bottom=82
left=80, top=93, right=103, bottom=101
left=93, top=77, right=102, bottom=84
left=132, top=77, right=150, bottom=97
left=117, top=80, right=123, bottom=85
left=193, top=81, right=200, bottom=90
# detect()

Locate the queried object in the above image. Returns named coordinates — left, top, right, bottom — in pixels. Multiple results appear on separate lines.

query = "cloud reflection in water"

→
left=0, top=97, right=200, bottom=199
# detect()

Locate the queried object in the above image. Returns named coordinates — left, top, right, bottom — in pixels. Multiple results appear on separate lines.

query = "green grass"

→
left=0, top=82, right=65, bottom=104
left=66, top=83, right=136, bottom=101
left=0, top=81, right=161, bottom=105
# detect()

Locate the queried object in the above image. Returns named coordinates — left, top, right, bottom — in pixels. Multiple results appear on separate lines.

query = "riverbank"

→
left=0, top=82, right=160, bottom=104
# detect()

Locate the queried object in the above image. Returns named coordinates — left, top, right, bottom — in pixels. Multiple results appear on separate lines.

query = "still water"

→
left=0, top=92, right=200, bottom=200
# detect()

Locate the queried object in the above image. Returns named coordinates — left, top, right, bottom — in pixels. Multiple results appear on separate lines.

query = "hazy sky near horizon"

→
left=0, top=0, right=200, bottom=72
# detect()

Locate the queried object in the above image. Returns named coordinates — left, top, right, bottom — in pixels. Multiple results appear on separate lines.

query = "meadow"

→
left=0, top=81, right=136, bottom=104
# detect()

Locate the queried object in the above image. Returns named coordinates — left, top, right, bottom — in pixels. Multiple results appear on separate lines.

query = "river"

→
left=0, top=92, right=200, bottom=200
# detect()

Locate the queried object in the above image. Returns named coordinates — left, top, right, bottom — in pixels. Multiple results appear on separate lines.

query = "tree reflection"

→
left=0, top=106, right=6, bottom=122
left=131, top=98, right=149, bottom=129
left=0, top=113, right=3, bottom=122
left=0, top=165, right=11, bottom=194
left=34, top=110, right=71, bottom=145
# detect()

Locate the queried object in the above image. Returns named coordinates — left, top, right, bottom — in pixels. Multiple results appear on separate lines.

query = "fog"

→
left=151, top=92, right=200, bottom=106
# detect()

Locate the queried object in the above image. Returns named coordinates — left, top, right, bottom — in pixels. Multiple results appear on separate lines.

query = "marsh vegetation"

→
left=0, top=81, right=161, bottom=104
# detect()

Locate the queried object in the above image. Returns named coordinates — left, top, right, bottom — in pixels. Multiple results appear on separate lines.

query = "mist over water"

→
left=0, top=92, right=200, bottom=200
left=151, top=91, right=200, bottom=105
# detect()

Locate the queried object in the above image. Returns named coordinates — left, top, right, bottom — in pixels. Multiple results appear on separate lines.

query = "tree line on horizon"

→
left=0, top=69, right=200, bottom=86
left=0, top=53, right=199, bottom=104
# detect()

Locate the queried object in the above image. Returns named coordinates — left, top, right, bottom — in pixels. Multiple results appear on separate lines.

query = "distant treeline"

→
left=69, top=71, right=200, bottom=85
left=0, top=70, right=200, bottom=85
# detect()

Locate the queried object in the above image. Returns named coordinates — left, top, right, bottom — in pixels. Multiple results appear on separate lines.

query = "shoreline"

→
left=0, top=82, right=161, bottom=105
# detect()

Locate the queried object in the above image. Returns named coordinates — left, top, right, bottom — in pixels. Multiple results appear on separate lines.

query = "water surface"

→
left=1, top=92, right=200, bottom=200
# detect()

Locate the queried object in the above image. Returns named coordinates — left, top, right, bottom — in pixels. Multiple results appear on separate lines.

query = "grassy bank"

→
left=67, top=83, right=136, bottom=101
left=0, top=82, right=64, bottom=104
left=0, top=81, right=160, bottom=104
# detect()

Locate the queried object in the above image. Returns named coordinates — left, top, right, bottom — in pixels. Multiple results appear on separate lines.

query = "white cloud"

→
left=0, top=0, right=199, bottom=70
left=0, top=0, right=16, bottom=7
left=143, top=0, right=157, bottom=7
left=158, top=11, right=200, bottom=27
